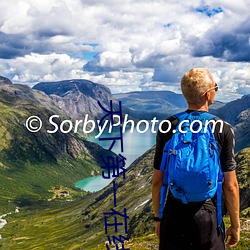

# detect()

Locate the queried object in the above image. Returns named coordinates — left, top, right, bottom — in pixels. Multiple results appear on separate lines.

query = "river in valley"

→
left=75, top=129, right=156, bottom=192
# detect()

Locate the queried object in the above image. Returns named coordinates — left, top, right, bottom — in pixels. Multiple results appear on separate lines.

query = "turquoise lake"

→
left=75, top=129, right=156, bottom=192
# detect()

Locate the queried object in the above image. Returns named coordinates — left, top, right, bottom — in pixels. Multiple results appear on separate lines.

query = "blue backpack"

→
left=158, top=111, right=223, bottom=228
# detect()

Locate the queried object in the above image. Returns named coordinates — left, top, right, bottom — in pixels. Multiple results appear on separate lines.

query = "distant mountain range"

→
left=4, top=76, right=250, bottom=153
left=114, top=91, right=186, bottom=119
left=114, top=91, right=225, bottom=119
left=114, top=90, right=249, bottom=152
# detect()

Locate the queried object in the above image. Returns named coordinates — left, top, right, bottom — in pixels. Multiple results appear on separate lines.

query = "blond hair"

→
left=181, top=68, right=214, bottom=104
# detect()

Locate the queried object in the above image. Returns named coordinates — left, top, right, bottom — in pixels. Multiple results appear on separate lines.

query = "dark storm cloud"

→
left=0, top=32, right=30, bottom=59
left=192, top=18, right=250, bottom=62
left=0, top=31, right=69, bottom=59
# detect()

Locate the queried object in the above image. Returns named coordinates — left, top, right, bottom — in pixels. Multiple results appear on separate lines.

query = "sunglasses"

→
left=203, top=83, right=218, bottom=95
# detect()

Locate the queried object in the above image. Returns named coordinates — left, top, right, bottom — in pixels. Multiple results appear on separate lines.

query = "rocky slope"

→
left=234, top=108, right=250, bottom=152
left=33, top=79, right=118, bottom=121
left=213, top=94, right=250, bottom=152
left=213, top=94, right=250, bottom=126
left=0, top=75, right=12, bottom=85
left=78, top=146, right=250, bottom=248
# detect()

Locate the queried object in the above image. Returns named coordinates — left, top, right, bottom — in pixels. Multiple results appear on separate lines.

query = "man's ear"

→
left=204, top=92, right=209, bottom=100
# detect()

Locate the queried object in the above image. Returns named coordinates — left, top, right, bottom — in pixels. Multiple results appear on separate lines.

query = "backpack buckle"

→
left=169, top=149, right=176, bottom=155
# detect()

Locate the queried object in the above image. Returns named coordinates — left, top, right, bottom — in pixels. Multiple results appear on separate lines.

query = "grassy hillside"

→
left=0, top=84, right=114, bottom=213
left=1, top=147, right=249, bottom=249
left=235, top=148, right=250, bottom=214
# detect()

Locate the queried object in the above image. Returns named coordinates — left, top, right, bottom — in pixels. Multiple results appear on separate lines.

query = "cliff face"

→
left=33, top=79, right=116, bottom=121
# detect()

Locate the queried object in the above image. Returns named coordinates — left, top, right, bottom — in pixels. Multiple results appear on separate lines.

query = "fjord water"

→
left=75, top=128, right=156, bottom=192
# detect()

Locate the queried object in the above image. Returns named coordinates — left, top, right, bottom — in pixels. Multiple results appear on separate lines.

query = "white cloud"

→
left=0, top=53, right=87, bottom=85
left=0, top=0, right=249, bottom=101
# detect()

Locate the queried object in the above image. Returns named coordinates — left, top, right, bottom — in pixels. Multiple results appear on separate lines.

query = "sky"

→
left=0, top=0, right=249, bottom=102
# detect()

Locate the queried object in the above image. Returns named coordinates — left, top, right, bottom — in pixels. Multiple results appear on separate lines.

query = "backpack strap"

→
left=158, top=113, right=188, bottom=218
left=217, top=169, right=223, bottom=231
left=200, top=112, right=223, bottom=229
left=199, top=112, right=223, bottom=230
left=158, top=142, right=171, bottom=218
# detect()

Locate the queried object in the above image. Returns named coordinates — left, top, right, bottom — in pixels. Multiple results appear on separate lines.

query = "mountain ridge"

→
left=33, top=79, right=117, bottom=121
left=0, top=76, right=12, bottom=85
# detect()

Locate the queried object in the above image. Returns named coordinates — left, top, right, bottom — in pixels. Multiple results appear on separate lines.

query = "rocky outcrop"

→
left=33, top=79, right=117, bottom=121
left=234, top=109, right=250, bottom=152
left=0, top=76, right=12, bottom=85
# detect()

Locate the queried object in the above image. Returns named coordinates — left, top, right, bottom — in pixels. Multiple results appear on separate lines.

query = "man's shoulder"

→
left=211, top=116, right=234, bottom=134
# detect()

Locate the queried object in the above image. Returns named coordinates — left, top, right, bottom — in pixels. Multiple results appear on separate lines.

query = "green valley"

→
left=0, top=82, right=114, bottom=214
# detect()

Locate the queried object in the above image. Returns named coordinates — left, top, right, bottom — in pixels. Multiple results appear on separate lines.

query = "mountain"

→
left=114, top=91, right=186, bottom=119
left=0, top=75, right=12, bottom=85
left=0, top=147, right=155, bottom=249
left=213, top=94, right=250, bottom=125
left=0, top=79, right=114, bottom=212
left=209, top=100, right=225, bottom=110
left=212, top=94, right=250, bottom=152
left=33, top=79, right=117, bottom=121
left=234, top=108, right=250, bottom=152
left=32, top=81, right=226, bottom=122
left=0, top=76, right=248, bottom=249
left=114, top=91, right=225, bottom=120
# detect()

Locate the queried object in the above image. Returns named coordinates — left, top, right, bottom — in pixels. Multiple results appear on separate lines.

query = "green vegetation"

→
left=0, top=84, right=113, bottom=214
left=235, top=148, right=250, bottom=215
left=0, top=83, right=249, bottom=249
left=0, top=199, right=88, bottom=250
left=1, top=206, right=248, bottom=250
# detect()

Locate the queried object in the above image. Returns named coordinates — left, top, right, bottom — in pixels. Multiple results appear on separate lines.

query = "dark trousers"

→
left=159, top=195, right=225, bottom=250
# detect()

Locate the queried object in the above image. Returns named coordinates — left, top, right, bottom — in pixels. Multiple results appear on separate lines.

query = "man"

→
left=152, top=68, right=240, bottom=249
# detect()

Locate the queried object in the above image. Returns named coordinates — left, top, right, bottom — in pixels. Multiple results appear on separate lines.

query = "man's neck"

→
left=187, top=103, right=209, bottom=112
